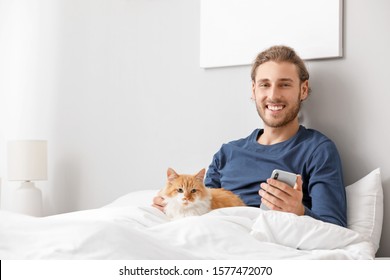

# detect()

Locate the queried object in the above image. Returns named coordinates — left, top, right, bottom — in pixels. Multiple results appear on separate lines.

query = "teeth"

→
left=268, top=105, right=283, bottom=111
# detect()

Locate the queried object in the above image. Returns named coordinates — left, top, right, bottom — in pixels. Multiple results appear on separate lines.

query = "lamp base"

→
left=13, top=181, right=43, bottom=217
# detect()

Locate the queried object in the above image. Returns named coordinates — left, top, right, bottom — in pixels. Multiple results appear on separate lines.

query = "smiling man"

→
left=153, top=45, right=347, bottom=227
left=204, top=45, right=347, bottom=227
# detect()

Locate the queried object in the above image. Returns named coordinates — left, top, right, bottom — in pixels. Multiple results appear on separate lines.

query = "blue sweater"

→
left=205, top=126, right=347, bottom=227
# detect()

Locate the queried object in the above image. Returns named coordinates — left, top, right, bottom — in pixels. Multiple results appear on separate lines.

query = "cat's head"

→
left=163, top=168, right=210, bottom=207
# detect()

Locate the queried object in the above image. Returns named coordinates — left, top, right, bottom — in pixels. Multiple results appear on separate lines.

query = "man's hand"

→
left=152, top=195, right=166, bottom=212
left=258, top=175, right=304, bottom=215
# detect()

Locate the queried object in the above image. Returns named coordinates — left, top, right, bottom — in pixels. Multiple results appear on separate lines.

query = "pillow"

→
left=346, top=168, right=383, bottom=252
left=103, top=189, right=159, bottom=208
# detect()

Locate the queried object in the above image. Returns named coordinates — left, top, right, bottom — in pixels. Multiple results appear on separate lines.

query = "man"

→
left=154, top=45, right=347, bottom=227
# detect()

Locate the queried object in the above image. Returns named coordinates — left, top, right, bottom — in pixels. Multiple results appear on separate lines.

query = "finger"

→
left=260, top=185, right=285, bottom=209
left=260, top=183, right=279, bottom=202
left=267, top=178, right=294, bottom=193
left=152, top=203, right=162, bottom=210
left=261, top=196, right=282, bottom=211
left=264, top=181, right=291, bottom=201
left=152, top=196, right=166, bottom=209
left=259, top=187, right=274, bottom=202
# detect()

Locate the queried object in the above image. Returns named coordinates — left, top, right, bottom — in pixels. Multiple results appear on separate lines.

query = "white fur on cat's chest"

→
left=163, top=194, right=212, bottom=220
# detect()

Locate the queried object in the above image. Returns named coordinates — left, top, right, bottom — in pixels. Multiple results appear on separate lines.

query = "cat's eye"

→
left=191, top=189, right=197, bottom=193
left=177, top=188, right=183, bottom=193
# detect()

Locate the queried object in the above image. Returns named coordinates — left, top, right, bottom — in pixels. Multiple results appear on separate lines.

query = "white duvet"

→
left=0, top=190, right=376, bottom=260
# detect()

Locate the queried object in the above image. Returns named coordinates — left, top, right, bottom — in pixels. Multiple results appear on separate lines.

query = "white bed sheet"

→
left=0, top=190, right=376, bottom=260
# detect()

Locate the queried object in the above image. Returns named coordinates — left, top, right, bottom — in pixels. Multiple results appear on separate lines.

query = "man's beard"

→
left=256, top=96, right=301, bottom=128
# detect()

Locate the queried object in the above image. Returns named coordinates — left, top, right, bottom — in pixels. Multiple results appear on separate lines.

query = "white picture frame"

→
left=200, top=0, right=343, bottom=68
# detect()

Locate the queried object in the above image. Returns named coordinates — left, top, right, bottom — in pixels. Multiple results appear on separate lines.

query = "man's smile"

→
left=266, top=104, right=285, bottom=111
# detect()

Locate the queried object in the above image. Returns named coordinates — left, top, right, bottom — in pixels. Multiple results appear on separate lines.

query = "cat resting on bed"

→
left=159, top=168, right=245, bottom=219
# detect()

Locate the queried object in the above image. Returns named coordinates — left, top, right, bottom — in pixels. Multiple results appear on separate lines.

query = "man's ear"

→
left=300, top=80, right=309, bottom=101
left=251, top=80, right=256, bottom=101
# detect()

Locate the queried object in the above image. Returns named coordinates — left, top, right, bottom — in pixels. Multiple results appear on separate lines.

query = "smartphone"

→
left=271, top=169, right=297, bottom=187
left=260, top=169, right=297, bottom=210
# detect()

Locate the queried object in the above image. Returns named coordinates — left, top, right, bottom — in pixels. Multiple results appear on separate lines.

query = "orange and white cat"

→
left=159, top=168, right=246, bottom=219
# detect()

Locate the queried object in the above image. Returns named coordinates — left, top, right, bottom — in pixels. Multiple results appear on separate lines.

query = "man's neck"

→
left=258, top=122, right=300, bottom=145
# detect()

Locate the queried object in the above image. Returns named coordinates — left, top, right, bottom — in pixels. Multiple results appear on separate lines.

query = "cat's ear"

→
left=167, top=168, right=179, bottom=182
left=195, top=168, right=206, bottom=181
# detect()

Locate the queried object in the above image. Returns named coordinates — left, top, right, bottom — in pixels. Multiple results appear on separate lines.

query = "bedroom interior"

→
left=0, top=0, right=389, bottom=259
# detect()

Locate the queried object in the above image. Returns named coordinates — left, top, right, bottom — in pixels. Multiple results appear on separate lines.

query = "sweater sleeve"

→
left=204, top=150, right=222, bottom=189
left=305, top=140, right=347, bottom=227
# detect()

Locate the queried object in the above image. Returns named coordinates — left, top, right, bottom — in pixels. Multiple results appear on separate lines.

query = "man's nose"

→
left=269, top=85, right=281, bottom=100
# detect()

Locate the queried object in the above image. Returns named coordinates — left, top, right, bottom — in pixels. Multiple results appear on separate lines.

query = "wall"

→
left=0, top=0, right=389, bottom=257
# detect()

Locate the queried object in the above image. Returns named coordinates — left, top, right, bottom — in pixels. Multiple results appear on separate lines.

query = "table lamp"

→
left=7, top=140, right=47, bottom=216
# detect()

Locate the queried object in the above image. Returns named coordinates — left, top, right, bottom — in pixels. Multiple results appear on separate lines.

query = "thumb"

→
left=294, top=175, right=303, bottom=192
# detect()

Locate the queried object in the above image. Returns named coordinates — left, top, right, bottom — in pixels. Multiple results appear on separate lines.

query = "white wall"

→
left=0, top=0, right=389, bottom=257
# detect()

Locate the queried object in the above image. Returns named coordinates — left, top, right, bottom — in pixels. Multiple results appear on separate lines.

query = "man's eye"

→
left=259, top=83, right=269, bottom=88
left=191, top=189, right=197, bottom=193
left=281, top=83, right=291, bottom=87
left=177, top=188, right=183, bottom=193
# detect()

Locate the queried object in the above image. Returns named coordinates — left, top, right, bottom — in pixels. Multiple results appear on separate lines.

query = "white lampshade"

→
left=7, top=140, right=48, bottom=181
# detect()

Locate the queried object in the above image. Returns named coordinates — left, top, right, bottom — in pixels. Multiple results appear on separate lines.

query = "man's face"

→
left=251, top=61, right=308, bottom=129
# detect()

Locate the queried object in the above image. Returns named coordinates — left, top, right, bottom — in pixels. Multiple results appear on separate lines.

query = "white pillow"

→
left=103, top=189, right=159, bottom=208
left=346, top=168, right=383, bottom=252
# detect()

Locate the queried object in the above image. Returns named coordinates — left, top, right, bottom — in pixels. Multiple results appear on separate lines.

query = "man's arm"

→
left=204, top=151, right=222, bottom=188
left=305, top=141, right=347, bottom=227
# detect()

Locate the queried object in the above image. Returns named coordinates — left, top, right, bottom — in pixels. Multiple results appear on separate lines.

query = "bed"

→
left=0, top=169, right=383, bottom=260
